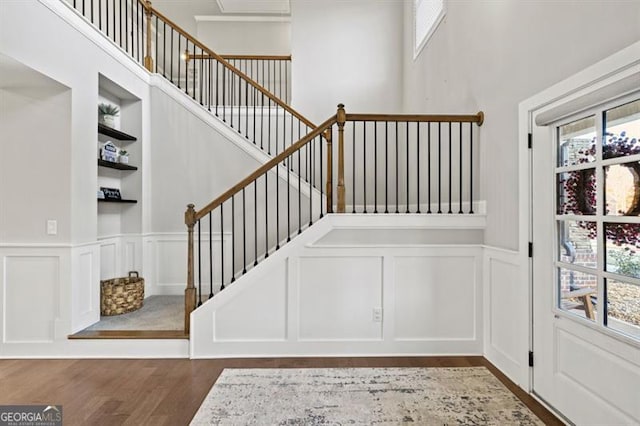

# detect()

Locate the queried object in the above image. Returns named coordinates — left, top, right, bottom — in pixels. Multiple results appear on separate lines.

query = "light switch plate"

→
left=46, top=220, right=57, bottom=235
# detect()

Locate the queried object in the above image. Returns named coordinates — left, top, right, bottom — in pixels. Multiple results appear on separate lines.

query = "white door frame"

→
left=517, top=41, right=640, bottom=394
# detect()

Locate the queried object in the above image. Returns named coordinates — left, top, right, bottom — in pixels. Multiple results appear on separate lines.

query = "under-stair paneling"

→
left=298, top=256, right=383, bottom=341
left=394, top=256, right=477, bottom=341
left=482, top=247, right=527, bottom=387
left=191, top=215, right=484, bottom=358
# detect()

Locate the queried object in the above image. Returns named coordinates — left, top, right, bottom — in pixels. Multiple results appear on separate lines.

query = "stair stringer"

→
left=190, top=214, right=487, bottom=359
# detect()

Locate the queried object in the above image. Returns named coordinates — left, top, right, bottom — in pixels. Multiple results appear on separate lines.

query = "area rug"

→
left=190, top=367, right=544, bottom=425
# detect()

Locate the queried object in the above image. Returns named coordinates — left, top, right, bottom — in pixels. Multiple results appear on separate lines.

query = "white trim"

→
left=195, top=15, right=291, bottom=23
left=413, top=0, right=446, bottom=60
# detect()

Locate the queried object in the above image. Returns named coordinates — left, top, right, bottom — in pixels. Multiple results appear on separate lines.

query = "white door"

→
left=531, top=95, right=640, bottom=424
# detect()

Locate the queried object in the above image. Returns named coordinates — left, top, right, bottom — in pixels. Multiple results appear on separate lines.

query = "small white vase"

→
left=101, top=115, right=115, bottom=128
left=119, top=155, right=129, bottom=164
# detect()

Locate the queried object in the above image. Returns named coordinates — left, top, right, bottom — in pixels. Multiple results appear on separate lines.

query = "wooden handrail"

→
left=345, top=112, right=484, bottom=126
left=221, top=55, right=292, bottom=61
left=194, top=115, right=338, bottom=221
left=141, top=3, right=315, bottom=130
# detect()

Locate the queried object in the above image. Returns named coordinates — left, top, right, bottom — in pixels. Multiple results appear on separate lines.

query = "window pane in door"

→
left=603, top=99, right=640, bottom=160
left=558, top=267, right=598, bottom=321
left=604, top=161, right=640, bottom=216
left=557, top=169, right=597, bottom=215
left=558, top=116, right=596, bottom=167
left=605, top=222, right=640, bottom=279
left=606, top=278, right=640, bottom=339
left=558, top=220, right=597, bottom=269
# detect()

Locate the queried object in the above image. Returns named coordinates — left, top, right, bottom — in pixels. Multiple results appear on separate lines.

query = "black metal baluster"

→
left=469, top=123, right=474, bottom=214
left=385, top=122, right=388, bottom=213
left=222, top=65, right=226, bottom=122
left=260, top=93, right=264, bottom=149
left=416, top=122, right=421, bottom=213
left=254, top=180, right=258, bottom=266
left=276, top=142, right=280, bottom=250
left=309, top=140, right=313, bottom=226
left=208, top=58, right=212, bottom=112
left=353, top=122, right=356, bottom=213
left=209, top=213, right=213, bottom=299
left=245, top=80, right=249, bottom=138
left=374, top=122, right=378, bottom=213
left=253, top=83, right=256, bottom=144
left=438, top=122, right=442, bottom=214
left=395, top=122, right=399, bottom=214
left=197, top=220, right=202, bottom=306
left=448, top=122, right=452, bottom=214
left=287, top=152, right=291, bottom=241
left=193, top=48, right=197, bottom=101
left=264, top=173, right=269, bottom=258
left=91, top=0, right=94, bottom=26
left=268, top=98, right=271, bottom=154
left=427, top=122, right=432, bottom=214
left=229, top=196, right=234, bottom=283
left=320, top=135, right=324, bottom=218
left=185, top=41, right=190, bottom=95
left=177, top=35, right=181, bottom=89
left=122, top=0, right=125, bottom=52
left=220, top=204, right=225, bottom=290
left=242, top=188, right=247, bottom=274
left=98, top=0, right=102, bottom=30
left=406, top=122, right=410, bottom=213
left=106, top=0, right=109, bottom=35
left=298, top=148, right=302, bottom=234
left=215, top=61, right=219, bottom=116
left=363, top=122, right=367, bottom=213
left=285, top=59, right=289, bottom=103
left=119, top=0, right=122, bottom=48
left=237, top=73, right=241, bottom=132
left=155, top=16, right=159, bottom=73
left=199, top=49, right=204, bottom=105
left=459, top=122, right=463, bottom=214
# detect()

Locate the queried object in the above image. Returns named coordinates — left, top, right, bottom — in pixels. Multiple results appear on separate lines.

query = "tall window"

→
left=414, top=0, right=445, bottom=58
left=556, top=97, right=640, bottom=340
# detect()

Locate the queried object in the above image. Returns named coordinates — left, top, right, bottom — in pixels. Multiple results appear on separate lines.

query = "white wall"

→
left=402, top=0, right=640, bottom=250
left=290, top=0, right=404, bottom=123
left=0, top=64, right=72, bottom=244
left=196, top=20, right=290, bottom=55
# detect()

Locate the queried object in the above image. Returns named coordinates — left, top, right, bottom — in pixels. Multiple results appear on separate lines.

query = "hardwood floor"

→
left=0, top=357, right=562, bottom=425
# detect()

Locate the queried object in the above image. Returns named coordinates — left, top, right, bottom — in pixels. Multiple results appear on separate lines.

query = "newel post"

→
left=336, top=104, right=346, bottom=213
left=144, top=1, right=154, bottom=72
left=184, top=203, right=196, bottom=334
left=324, top=128, right=333, bottom=213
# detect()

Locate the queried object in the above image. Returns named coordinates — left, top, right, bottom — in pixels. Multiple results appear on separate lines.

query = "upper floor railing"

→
left=66, top=0, right=311, bottom=158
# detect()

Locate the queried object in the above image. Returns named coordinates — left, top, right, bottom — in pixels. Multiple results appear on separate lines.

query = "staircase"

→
left=64, top=0, right=485, bottom=337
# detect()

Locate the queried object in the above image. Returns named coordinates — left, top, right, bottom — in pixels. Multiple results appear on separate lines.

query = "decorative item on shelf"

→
left=97, top=189, right=105, bottom=200
left=119, top=149, right=129, bottom=164
left=100, top=187, right=121, bottom=200
left=100, top=141, right=118, bottom=162
left=100, top=271, right=144, bottom=316
left=98, top=103, right=119, bottom=128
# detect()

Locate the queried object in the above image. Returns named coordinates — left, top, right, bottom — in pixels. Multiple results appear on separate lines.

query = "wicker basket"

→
left=100, top=271, right=144, bottom=316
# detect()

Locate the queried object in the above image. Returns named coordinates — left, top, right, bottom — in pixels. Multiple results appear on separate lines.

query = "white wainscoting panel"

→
left=191, top=215, right=485, bottom=358
left=395, top=256, right=476, bottom=341
left=3, top=255, right=60, bottom=343
left=213, top=259, right=287, bottom=342
left=482, top=246, right=527, bottom=387
left=99, top=240, right=118, bottom=280
left=71, top=243, right=100, bottom=333
left=298, top=256, right=383, bottom=341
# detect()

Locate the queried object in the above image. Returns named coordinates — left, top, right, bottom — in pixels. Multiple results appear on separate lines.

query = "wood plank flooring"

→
left=0, top=357, right=562, bottom=425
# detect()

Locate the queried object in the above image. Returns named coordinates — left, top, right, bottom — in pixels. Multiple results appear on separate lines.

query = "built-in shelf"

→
left=98, top=159, right=138, bottom=171
left=98, top=123, right=137, bottom=141
left=98, top=198, right=137, bottom=204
